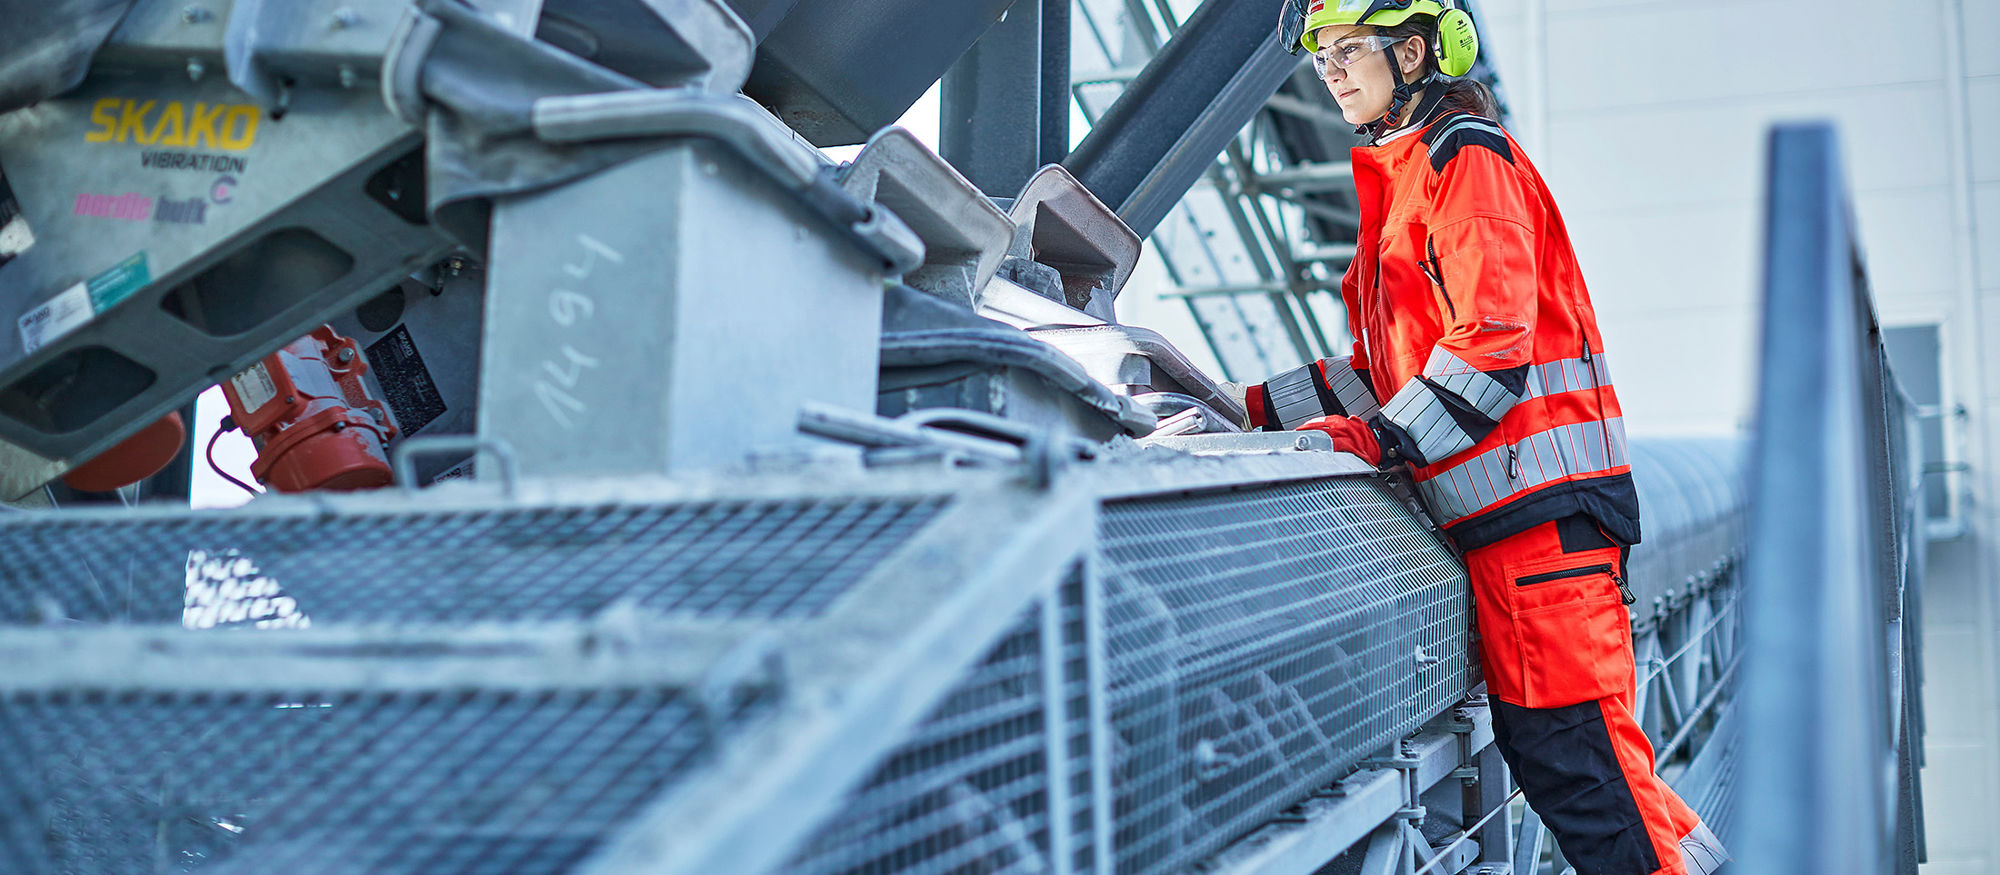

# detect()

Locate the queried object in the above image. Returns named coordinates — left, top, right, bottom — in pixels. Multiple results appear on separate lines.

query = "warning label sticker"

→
left=431, top=457, right=475, bottom=484
left=17, top=282, right=91, bottom=353
left=87, top=252, right=151, bottom=311
left=230, top=361, right=279, bottom=414
left=366, top=324, right=447, bottom=434
left=16, top=251, right=152, bottom=354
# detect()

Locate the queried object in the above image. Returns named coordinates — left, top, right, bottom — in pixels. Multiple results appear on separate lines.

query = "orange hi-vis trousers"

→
left=1463, top=516, right=1712, bottom=875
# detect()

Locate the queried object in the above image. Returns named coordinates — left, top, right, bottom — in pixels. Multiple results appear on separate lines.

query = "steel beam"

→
left=1040, top=0, right=1071, bottom=166
left=744, top=0, right=1016, bottom=145
left=941, top=0, right=1045, bottom=195
left=1082, top=552, right=1119, bottom=871
left=1292, top=242, right=1358, bottom=264
left=1159, top=281, right=1338, bottom=299
left=1250, top=161, right=1358, bottom=192
left=1261, top=92, right=1351, bottom=130
left=1063, top=0, right=1297, bottom=236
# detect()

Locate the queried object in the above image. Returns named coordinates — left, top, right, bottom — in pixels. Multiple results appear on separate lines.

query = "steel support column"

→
left=941, top=0, right=1045, bottom=196
left=1040, top=0, right=1071, bottom=167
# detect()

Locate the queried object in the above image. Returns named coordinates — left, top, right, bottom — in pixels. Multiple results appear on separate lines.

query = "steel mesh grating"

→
left=786, top=600, right=1056, bottom=875
left=0, top=470, right=1479, bottom=875
left=1097, top=477, right=1469, bottom=874
left=0, top=496, right=949, bottom=626
left=0, top=686, right=774, bottom=875
left=782, top=571, right=1105, bottom=875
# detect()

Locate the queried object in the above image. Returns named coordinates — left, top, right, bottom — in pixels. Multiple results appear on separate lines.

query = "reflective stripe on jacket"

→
left=1342, top=109, right=1639, bottom=551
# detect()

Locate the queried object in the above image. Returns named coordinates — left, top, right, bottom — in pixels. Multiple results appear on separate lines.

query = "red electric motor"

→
left=221, top=326, right=400, bottom=492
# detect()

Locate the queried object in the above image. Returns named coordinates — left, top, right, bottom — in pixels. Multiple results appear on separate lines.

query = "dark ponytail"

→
left=1374, top=16, right=1500, bottom=120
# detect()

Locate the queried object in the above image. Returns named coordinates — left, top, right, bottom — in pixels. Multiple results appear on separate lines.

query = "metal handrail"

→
left=1736, top=122, right=1927, bottom=874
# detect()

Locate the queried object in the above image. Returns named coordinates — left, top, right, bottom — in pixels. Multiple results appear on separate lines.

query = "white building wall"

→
left=1472, top=0, right=2000, bottom=869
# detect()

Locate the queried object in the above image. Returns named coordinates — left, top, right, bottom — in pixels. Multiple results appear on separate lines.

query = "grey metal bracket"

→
left=530, top=91, right=923, bottom=274
left=837, top=127, right=1014, bottom=308
left=393, top=433, right=518, bottom=495
left=1004, top=164, right=1142, bottom=319
left=384, top=0, right=751, bottom=112
left=88, top=0, right=424, bottom=107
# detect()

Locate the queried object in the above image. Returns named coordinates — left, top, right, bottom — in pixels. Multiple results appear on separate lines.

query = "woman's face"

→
left=1315, top=24, right=1421, bottom=126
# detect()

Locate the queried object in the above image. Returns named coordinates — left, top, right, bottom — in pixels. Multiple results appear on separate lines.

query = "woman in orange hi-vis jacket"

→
left=1249, top=2, right=1732, bottom=873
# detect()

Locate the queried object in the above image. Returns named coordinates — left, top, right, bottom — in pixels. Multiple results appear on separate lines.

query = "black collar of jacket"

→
left=1366, top=79, right=1450, bottom=144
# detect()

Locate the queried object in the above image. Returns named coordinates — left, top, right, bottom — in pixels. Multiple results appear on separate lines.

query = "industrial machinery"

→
left=0, top=1, right=1919, bottom=873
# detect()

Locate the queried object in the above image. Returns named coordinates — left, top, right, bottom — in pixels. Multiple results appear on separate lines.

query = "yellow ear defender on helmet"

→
left=1433, top=5, right=1479, bottom=78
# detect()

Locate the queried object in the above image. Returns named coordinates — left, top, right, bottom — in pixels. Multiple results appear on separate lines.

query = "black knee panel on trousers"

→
left=1492, top=698, right=1662, bottom=875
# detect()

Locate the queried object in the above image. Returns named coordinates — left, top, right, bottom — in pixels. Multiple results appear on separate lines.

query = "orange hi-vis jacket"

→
left=1249, top=109, right=1639, bottom=552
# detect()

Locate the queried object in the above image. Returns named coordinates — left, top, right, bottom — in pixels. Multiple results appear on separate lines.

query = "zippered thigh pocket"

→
left=1518, top=562, right=1635, bottom=605
left=1504, top=556, right=1635, bottom=708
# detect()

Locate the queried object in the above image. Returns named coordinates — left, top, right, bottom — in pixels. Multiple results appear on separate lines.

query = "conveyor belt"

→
left=0, top=439, right=1746, bottom=875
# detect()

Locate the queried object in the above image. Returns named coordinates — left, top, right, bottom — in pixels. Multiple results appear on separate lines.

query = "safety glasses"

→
left=1311, top=35, right=1408, bottom=79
